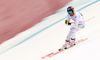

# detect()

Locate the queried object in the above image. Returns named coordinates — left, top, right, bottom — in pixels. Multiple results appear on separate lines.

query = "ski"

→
left=41, top=38, right=88, bottom=59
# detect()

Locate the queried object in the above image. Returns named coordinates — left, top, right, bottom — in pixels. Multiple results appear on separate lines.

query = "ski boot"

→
left=69, top=38, right=76, bottom=47
left=59, top=40, right=71, bottom=51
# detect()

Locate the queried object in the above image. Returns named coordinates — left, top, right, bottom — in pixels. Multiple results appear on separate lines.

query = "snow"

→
left=0, top=0, right=100, bottom=60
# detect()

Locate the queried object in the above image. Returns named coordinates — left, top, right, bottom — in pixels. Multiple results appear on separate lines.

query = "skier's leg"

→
left=59, top=27, right=73, bottom=51
left=64, top=27, right=75, bottom=48
left=65, top=27, right=72, bottom=41
left=71, top=27, right=76, bottom=39
left=70, top=27, right=78, bottom=46
left=70, top=23, right=85, bottom=46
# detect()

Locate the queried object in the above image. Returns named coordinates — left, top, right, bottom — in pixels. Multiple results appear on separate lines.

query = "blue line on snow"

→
left=0, top=0, right=99, bottom=54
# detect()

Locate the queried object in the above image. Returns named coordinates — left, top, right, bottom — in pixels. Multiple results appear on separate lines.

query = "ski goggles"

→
left=68, top=11, right=73, bottom=14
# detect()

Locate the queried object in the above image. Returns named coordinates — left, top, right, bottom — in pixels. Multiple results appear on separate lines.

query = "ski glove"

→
left=65, top=20, right=71, bottom=25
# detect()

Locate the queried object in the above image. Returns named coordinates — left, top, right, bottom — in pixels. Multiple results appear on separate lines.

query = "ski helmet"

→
left=67, top=6, right=75, bottom=14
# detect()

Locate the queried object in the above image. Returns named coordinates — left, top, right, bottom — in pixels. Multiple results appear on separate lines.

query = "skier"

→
left=59, top=6, right=85, bottom=51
